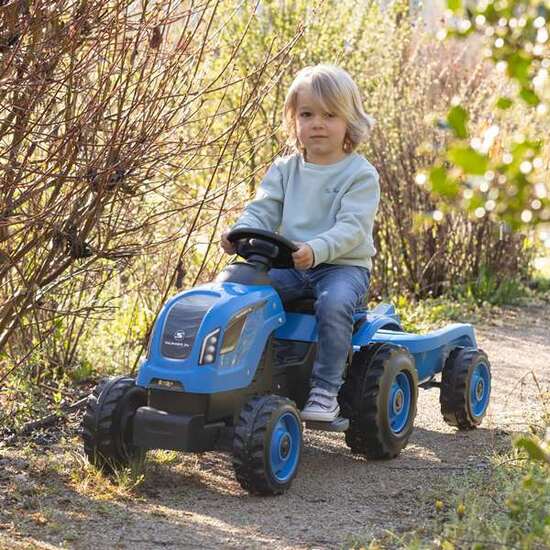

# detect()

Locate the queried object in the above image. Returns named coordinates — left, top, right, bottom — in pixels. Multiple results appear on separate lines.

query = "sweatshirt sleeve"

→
left=231, top=162, right=284, bottom=232
left=305, top=168, right=380, bottom=267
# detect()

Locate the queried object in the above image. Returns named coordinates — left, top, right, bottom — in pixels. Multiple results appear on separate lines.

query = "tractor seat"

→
left=284, top=298, right=367, bottom=333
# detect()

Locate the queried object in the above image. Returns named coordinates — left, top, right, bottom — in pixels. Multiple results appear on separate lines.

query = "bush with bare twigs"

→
left=0, top=0, right=302, bottom=389
left=1, top=1, right=544, bottom=430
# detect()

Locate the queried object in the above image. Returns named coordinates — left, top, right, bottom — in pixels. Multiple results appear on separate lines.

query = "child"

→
left=221, top=64, right=380, bottom=422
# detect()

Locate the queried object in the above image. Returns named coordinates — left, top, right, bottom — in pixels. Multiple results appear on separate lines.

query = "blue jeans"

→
left=269, top=263, right=370, bottom=394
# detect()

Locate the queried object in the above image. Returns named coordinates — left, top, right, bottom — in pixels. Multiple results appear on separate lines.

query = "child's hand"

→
left=292, top=242, right=314, bottom=270
left=221, top=230, right=236, bottom=254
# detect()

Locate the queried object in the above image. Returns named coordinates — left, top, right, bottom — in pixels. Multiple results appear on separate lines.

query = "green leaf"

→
left=519, top=87, right=539, bottom=106
left=447, top=0, right=462, bottom=12
left=429, top=166, right=459, bottom=197
left=508, top=140, right=541, bottom=172
left=448, top=146, right=488, bottom=175
left=468, top=193, right=484, bottom=210
left=507, top=52, right=531, bottom=85
left=496, top=96, right=513, bottom=110
left=446, top=105, right=469, bottom=139
left=515, top=436, right=550, bottom=464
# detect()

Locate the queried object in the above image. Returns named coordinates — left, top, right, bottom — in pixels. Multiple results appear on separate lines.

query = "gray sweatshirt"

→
left=232, top=152, right=380, bottom=269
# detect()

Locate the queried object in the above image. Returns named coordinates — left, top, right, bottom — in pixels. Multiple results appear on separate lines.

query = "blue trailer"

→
left=82, top=228, right=491, bottom=495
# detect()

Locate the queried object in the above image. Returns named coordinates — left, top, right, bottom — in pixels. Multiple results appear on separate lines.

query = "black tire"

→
left=440, top=347, right=491, bottom=430
left=232, top=394, right=303, bottom=495
left=81, top=376, right=147, bottom=472
left=341, top=343, right=418, bottom=459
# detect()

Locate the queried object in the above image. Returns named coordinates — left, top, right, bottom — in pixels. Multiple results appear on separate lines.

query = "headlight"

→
left=199, top=328, right=220, bottom=365
left=199, top=301, right=265, bottom=366
left=220, top=307, right=252, bottom=355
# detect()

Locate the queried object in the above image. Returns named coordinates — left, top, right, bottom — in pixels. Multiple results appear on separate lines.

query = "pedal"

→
left=305, top=416, right=349, bottom=432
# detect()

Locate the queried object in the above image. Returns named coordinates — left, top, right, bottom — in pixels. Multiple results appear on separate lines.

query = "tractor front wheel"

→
left=341, top=344, right=418, bottom=459
left=81, top=376, right=147, bottom=472
left=232, top=394, right=302, bottom=495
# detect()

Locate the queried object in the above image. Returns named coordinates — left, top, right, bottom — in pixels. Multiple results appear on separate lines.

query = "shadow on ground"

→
left=0, top=420, right=507, bottom=550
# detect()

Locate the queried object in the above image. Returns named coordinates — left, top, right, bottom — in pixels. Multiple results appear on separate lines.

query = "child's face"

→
left=294, top=86, right=348, bottom=165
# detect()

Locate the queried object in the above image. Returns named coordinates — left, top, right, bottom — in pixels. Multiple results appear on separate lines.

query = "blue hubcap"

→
left=469, top=362, right=491, bottom=417
left=388, top=372, right=412, bottom=434
left=269, top=412, right=301, bottom=482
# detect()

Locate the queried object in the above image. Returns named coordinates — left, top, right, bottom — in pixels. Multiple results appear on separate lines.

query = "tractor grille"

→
left=161, top=293, right=219, bottom=359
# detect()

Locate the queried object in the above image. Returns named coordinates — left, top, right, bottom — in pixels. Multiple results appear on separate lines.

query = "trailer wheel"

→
left=81, top=376, right=147, bottom=472
left=232, top=394, right=302, bottom=495
left=440, top=347, right=491, bottom=429
left=341, top=343, right=418, bottom=459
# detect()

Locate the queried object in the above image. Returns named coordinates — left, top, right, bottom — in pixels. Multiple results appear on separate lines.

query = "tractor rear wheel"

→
left=81, top=376, right=147, bottom=472
left=232, top=394, right=302, bottom=495
left=440, top=347, right=491, bottom=429
left=341, top=343, right=418, bottom=459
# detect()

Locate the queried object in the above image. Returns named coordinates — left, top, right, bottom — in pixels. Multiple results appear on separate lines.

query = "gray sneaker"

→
left=301, top=387, right=340, bottom=422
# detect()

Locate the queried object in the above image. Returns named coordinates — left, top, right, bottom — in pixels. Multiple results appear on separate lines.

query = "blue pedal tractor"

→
left=81, top=229, right=491, bottom=495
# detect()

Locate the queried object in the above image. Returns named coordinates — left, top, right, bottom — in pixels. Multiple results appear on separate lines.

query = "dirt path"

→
left=1, top=301, right=549, bottom=549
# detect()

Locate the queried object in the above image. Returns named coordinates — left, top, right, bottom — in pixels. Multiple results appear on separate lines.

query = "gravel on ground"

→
left=0, top=302, right=548, bottom=549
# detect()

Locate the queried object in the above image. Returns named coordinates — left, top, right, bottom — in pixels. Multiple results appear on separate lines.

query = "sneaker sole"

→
left=300, top=408, right=340, bottom=422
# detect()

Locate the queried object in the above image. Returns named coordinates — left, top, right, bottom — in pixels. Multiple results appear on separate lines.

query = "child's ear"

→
left=343, top=133, right=352, bottom=153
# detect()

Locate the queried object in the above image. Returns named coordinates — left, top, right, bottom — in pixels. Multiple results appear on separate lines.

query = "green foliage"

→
left=70, top=360, right=94, bottom=384
left=454, top=265, right=528, bottom=306
left=362, top=429, right=550, bottom=549
left=384, top=263, right=538, bottom=333
left=496, top=96, right=514, bottom=110
left=439, top=454, right=549, bottom=549
left=529, top=273, right=550, bottom=293
left=78, top=293, right=152, bottom=376
left=447, top=145, right=489, bottom=175
left=389, top=294, right=480, bottom=333
left=424, top=0, right=550, bottom=229
left=446, top=105, right=469, bottom=139
left=429, top=166, right=460, bottom=197
left=447, top=0, right=548, bottom=106
left=514, top=395, right=550, bottom=467
left=515, top=433, right=550, bottom=465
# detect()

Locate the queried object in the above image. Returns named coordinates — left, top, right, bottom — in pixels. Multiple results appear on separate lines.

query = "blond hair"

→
left=283, top=64, right=374, bottom=154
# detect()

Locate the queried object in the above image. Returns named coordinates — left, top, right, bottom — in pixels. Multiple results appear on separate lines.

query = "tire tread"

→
left=440, top=347, right=490, bottom=430
left=232, top=395, right=301, bottom=495
left=342, top=344, right=418, bottom=459
left=81, top=376, right=145, bottom=471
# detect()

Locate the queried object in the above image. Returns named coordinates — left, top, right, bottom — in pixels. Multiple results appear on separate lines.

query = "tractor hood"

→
left=159, top=292, right=219, bottom=361
left=136, top=281, right=285, bottom=393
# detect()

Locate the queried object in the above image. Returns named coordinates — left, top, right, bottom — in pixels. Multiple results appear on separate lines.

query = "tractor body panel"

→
left=369, top=324, right=477, bottom=383
left=139, top=285, right=477, bottom=395
left=137, top=282, right=286, bottom=393
left=274, top=305, right=402, bottom=342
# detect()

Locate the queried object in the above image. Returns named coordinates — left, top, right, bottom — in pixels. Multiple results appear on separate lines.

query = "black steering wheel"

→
left=227, top=228, right=299, bottom=269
